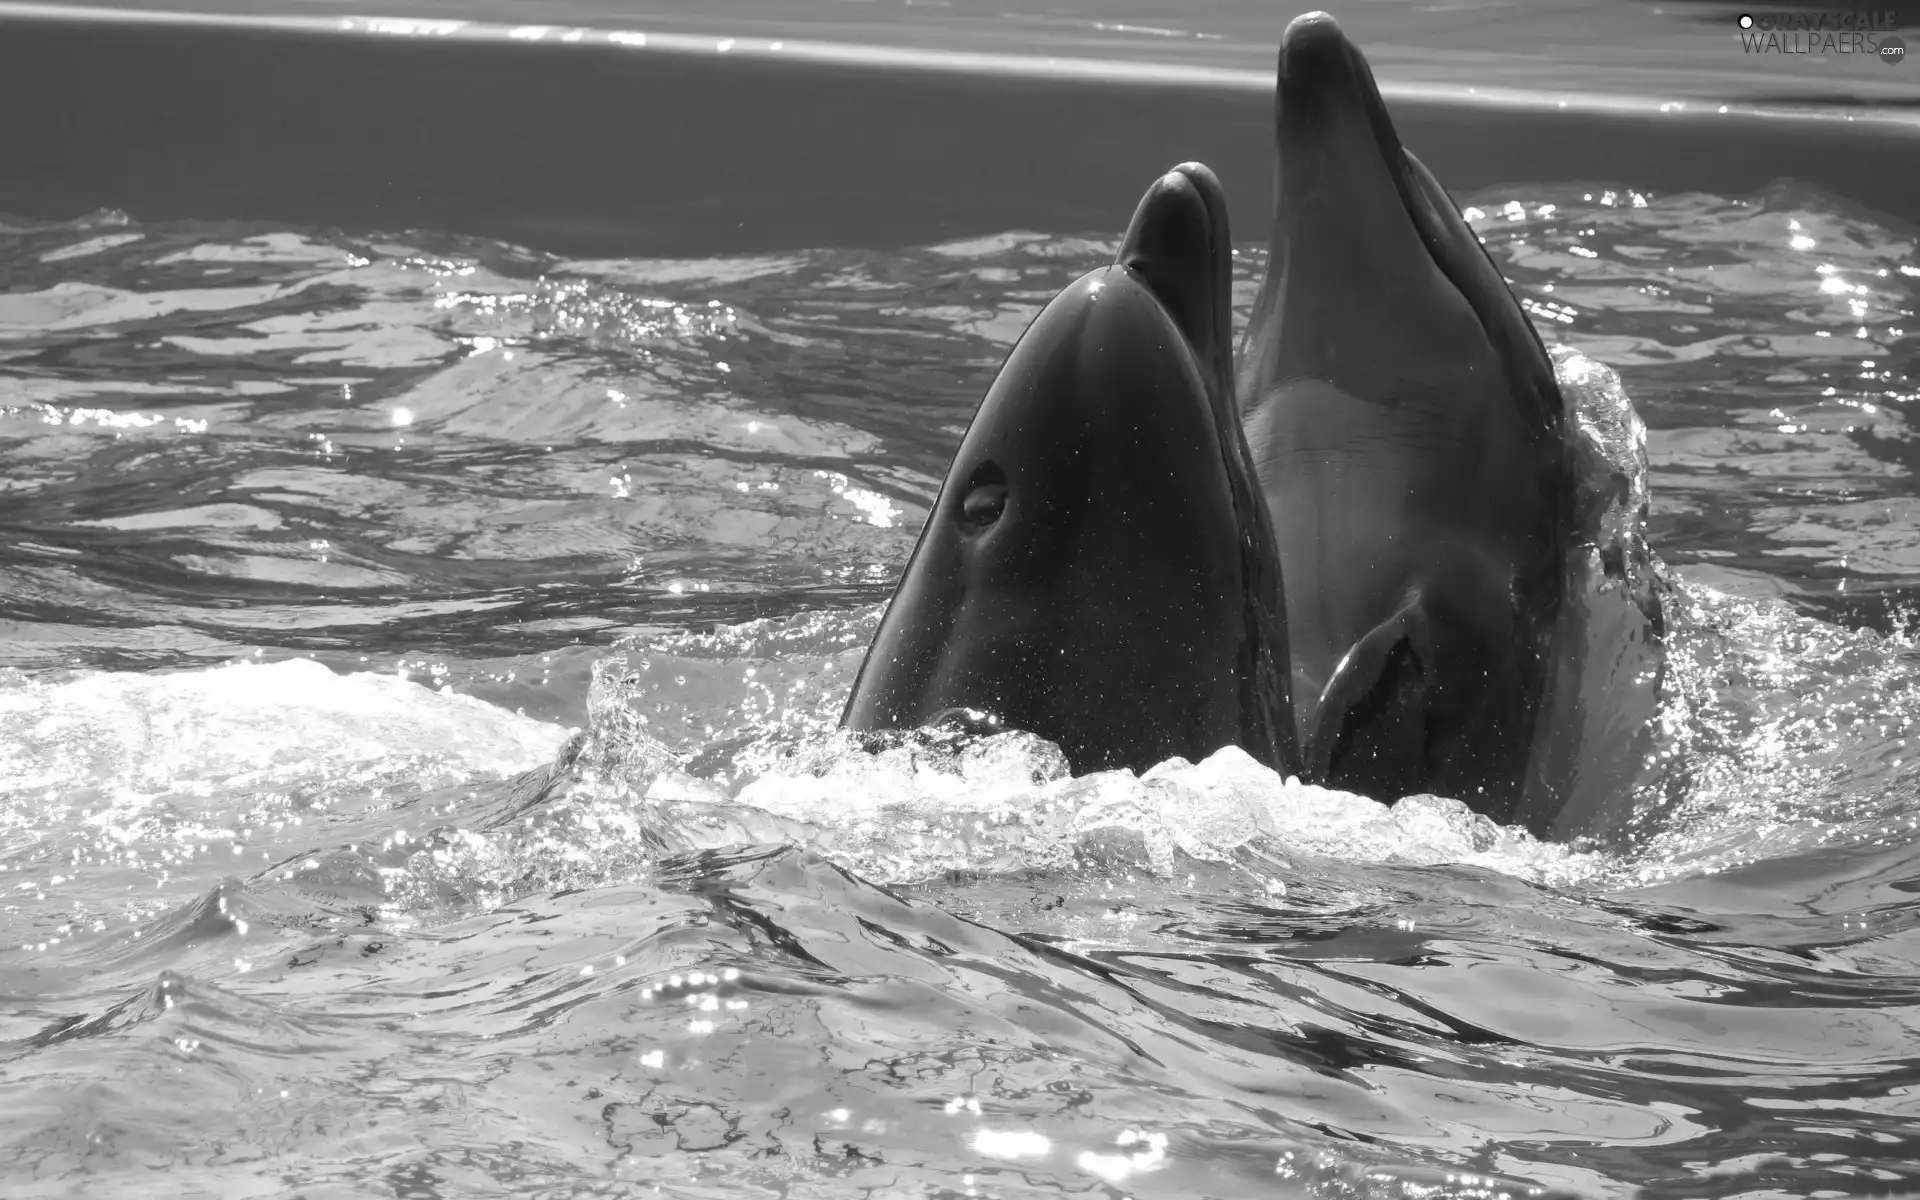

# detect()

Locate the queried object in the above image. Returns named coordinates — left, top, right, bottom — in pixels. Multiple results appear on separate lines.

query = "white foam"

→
left=0, top=657, right=569, bottom=798
left=653, top=734, right=1605, bottom=887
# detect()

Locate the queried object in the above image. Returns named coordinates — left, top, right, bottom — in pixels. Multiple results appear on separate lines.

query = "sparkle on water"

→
left=2, top=179, right=1919, bottom=1199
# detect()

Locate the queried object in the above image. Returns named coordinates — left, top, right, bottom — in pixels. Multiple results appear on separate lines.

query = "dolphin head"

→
left=1241, top=11, right=1563, bottom=431
left=1237, top=13, right=1572, bottom=811
left=843, top=164, right=1296, bottom=776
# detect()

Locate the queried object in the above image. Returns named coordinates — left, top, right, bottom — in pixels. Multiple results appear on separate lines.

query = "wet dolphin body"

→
left=1237, top=13, right=1580, bottom=826
left=842, top=165, right=1298, bottom=776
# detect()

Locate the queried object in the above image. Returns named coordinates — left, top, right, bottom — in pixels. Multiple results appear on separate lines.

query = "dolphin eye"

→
left=959, top=461, right=1007, bottom=530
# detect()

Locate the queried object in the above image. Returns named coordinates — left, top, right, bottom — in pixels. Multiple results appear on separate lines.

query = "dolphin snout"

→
left=1277, top=11, right=1360, bottom=86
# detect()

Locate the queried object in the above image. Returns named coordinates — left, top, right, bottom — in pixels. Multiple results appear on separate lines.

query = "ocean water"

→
left=1, top=180, right=1918, bottom=1199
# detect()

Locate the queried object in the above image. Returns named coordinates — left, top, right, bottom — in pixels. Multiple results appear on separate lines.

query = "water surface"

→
left=2, top=180, right=1920, bottom=1198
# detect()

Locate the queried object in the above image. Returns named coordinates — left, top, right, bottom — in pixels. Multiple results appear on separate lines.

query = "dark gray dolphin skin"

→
left=842, top=164, right=1298, bottom=777
left=1237, top=12, right=1575, bottom=825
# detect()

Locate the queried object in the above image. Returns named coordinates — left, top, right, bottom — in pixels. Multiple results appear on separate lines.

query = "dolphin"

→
left=842, top=164, right=1298, bottom=777
left=1237, top=12, right=1582, bottom=826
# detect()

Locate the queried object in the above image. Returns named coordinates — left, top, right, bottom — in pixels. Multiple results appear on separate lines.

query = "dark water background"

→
left=2, top=178, right=1920, bottom=1198
left=51, top=0, right=1920, bottom=110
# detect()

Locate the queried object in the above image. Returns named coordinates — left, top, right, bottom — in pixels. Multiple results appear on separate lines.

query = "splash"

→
left=570, top=349, right=1671, bottom=890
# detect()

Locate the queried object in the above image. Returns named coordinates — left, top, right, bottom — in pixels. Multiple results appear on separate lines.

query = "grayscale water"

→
left=2, top=180, right=1919, bottom=1199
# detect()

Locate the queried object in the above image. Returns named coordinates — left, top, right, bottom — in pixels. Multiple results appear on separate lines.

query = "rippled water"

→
left=2, top=181, right=1919, bottom=1199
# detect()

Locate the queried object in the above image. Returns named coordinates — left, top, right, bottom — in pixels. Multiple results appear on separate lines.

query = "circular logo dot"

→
left=1882, top=34, right=1907, bottom=64
left=1738, top=13, right=1754, bottom=29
